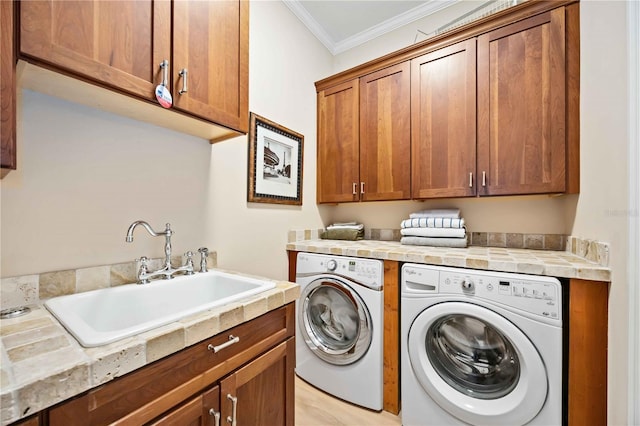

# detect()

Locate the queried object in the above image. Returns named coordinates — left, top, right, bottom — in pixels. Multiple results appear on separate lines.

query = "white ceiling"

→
left=283, top=0, right=459, bottom=55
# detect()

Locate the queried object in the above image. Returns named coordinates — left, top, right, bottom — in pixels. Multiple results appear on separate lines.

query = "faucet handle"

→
left=135, top=256, right=150, bottom=284
left=184, top=251, right=195, bottom=275
left=198, top=247, right=209, bottom=273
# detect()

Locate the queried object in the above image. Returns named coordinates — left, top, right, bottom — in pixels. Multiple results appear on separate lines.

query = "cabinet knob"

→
left=482, top=171, right=487, bottom=187
left=469, top=172, right=473, bottom=188
left=360, top=182, right=365, bottom=194
left=352, top=182, right=357, bottom=195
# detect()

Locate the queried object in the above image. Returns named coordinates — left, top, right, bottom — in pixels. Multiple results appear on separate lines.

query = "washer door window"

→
left=409, top=302, right=548, bottom=426
left=300, top=278, right=372, bottom=365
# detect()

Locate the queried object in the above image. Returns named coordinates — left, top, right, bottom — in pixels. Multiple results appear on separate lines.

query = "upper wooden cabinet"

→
left=317, top=80, right=360, bottom=203
left=411, top=39, right=477, bottom=199
left=317, top=63, right=411, bottom=204
left=19, top=1, right=170, bottom=101
left=172, top=0, right=249, bottom=132
left=477, top=8, right=568, bottom=196
left=315, top=1, right=579, bottom=203
left=1, top=0, right=16, bottom=177
left=359, top=62, right=411, bottom=201
left=18, top=0, right=248, bottom=135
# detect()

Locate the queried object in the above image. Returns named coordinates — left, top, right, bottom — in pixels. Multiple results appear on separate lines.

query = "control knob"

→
left=327, top=259, right=338, bottom=271
left=462, top=278, right=475, bottom=292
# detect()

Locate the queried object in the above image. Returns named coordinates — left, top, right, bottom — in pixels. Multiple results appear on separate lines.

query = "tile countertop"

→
left=286, top=239, right=611, bottom=282
left=0, top=273, right=299, bottom=425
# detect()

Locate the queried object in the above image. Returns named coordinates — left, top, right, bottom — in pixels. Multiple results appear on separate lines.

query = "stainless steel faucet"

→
left=126, top=221, right=193, bottom=283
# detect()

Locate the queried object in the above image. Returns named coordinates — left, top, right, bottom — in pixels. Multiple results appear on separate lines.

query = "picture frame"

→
left=247, top=113, right=304, bottom=205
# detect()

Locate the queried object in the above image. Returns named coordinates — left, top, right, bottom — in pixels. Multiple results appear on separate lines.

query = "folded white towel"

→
left=409, top=209, right=460, bottom=219
left=401, top=218, right=465, bottom=229
left=401, top=227, right=466, bottom=238
left=401, top=236, right=468, bottom=248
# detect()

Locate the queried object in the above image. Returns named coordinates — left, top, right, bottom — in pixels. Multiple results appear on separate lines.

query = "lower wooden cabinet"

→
left=149, top=338, right=295, bottom=426
left=39, top=303, right=295, bottom=426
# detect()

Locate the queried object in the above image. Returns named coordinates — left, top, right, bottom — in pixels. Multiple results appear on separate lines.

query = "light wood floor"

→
left=295, top=376, right=401, bottom=426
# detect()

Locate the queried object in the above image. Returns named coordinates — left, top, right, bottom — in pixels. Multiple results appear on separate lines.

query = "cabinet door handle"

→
left=226, top=394, right=238, bottom=426
left=178, top=68, right=188, bottom=94
left=482, top=171, right=487, bottom=187
left=469, top=172, right=473, bottom=188
left=208, top=335, right=240, bottom=353
left=159, top=60, right=169, bottom=87
left=352, top=182, right=357, bottom=195
left=360, top=182, right=365, bottom=194
left=209, top=409, right=221, bottom=426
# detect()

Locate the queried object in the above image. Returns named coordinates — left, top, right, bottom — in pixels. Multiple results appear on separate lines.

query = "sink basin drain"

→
left=0, top=306, right=31, bottom=319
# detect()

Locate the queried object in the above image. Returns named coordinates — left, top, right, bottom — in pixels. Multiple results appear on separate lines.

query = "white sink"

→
left=45, top=270, right=276, bottom=347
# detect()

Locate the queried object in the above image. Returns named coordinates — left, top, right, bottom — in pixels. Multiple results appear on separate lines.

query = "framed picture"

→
left=248, top=113, right=304, bottom=205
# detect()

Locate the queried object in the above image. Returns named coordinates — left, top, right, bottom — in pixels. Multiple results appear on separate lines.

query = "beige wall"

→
left=573, top=2, right=631, bottom=424
left=0, top=0, right=634, bottom=423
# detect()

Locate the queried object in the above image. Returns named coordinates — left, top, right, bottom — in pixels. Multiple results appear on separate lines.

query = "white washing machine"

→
left=295, top=252, right=383, bottom=411
left=401, top=264, right=563, bottom=426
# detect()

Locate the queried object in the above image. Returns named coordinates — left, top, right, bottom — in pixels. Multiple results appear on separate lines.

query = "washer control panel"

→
left=402, top=264, right=562, bottom=320
left=297, top=253, right=383, bottom=290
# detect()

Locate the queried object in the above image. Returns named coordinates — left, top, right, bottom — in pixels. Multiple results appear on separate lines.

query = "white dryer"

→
left=296, top=252, right=383, bottom=411
left=401, top=264, right=563, bottom=426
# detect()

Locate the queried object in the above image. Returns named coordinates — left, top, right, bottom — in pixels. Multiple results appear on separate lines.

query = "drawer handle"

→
left=209, top=408, right=221, bottom=426
left=352, top=182, right=357, bottom=195
left=208, top=335, right=240, bottom=353
left=482, top=171, right=487, bottom=187
left=226, top=394, right=238, bottom=426
left=469, top=172, right=473, bottom=188
left=360, top=182, right=365, bottom=194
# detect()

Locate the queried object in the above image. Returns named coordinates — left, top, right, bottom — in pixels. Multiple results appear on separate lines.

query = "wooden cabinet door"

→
left=221, top=339, right=295, bottom=426
left=19, top=0, right=170, bottom=101
left=172, top=0, right=249, bottom=133
left=359, top=63, right=411, bottom=201
left=317, top=80, right=360, bottom=203
left=149, top=386, right=220, bottom=426
left=477, top=8, right=566, bottom=196
left=1, top=0, right=16, bottom=177
left=411, top=39, right=477, bottom=199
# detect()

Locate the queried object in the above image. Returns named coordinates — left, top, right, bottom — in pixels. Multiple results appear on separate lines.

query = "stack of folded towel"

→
left=321, top=222, right=365, bottom=241
left=400, top=209, right=467, bottom=248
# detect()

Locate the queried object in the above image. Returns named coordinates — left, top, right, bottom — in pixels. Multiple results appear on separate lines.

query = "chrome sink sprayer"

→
left=125, top=221, right=208, bottom=284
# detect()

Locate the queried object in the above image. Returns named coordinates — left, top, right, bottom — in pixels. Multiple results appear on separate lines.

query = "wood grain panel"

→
left=1, top=0, right=16, bottom=176
left=149, top=386, right=219, bottom=426
left=317, top=80, right=360, bottom=203
left=383, top=260, right=400, bottom=414
left=565, top=2, right=580, bottom=194
left=568, top=279, right=608, bottom=426
left=288, top=251, right=298, bottom=282
left=222, top=339, right=295, bottom=426
left=477, top=9, right=566, bottom=196
left=172, top=0, right=249, bottom=132
left=359, top=63, right=411, bottom=201
left=411, top=39, right=476, bottom=199
left=19, top=0, right=170, bottom=101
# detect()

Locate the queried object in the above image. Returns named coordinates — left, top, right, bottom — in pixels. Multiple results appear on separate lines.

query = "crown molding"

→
left=282, top=0, right=336, bottom=54
left=332, top=0, right=458, bottom=54
left=283, top=0, right=459, bottom=55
